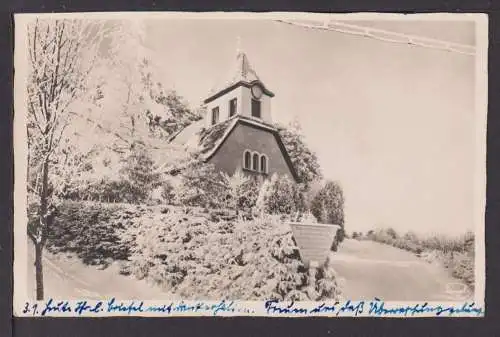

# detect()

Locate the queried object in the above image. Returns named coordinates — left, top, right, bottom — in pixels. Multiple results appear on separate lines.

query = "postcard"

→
left=13, top=11, right=487, bottom=317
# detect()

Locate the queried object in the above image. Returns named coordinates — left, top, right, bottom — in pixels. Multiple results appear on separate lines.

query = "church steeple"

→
left=232, top=37, right=260, bottom=87
left=203, top=41, right=275, bottom=127
left=232, top=49, right=261, bottom=84
left=207, top=43, right=268, bottom=98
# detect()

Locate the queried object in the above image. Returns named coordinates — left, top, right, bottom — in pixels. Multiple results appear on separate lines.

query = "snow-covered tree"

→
left=118, top=145, right=161, bottom=202
left=220, top=169, right=249, bottom=215
left=255, top=176, right=273, bottom=216
left=275, top=120, right=322, bottom=188
left=85, top=21, right=201, bottom=153
left=25, top=18, right=117, bottom=300
left=176, top=162, right=226, bottom=208
left=256, top=173, right=305, bottom=217
left=310, top=180, right=345, bottom=226
left=25, top=17, right=206, bottom=299
left=310, top=180, right=345, bottom=249
left=220, top=169, right=260, bottom=215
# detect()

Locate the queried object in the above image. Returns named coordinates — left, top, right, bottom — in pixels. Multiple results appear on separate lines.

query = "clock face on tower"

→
left=251, top=84, right=263, bottom=100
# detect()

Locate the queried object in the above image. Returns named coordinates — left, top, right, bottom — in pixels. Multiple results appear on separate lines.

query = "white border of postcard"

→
left=13, top=11, right=487, bottom=318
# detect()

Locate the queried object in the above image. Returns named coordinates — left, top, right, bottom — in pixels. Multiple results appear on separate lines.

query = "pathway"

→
left=330, top=239, right=472, bottom=301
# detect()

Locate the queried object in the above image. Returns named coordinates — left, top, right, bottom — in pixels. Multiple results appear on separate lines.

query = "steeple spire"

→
left=236, top=35, right=242, bottom=55
left=233, top=36, right=257, bottom=81
left=204, top=37, right=274, bottom=103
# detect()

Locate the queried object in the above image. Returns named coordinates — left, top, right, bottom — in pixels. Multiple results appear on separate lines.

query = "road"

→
left=330, top=239, right=472, bottom=301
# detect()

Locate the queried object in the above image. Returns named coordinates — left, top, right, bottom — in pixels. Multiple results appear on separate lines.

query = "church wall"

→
left=207, top=123, right=294, bottom=181
left=240, top=86, right=272, bottom=122
left=240, top=87, right=250, bottom=117
left=205, top=85, right=273, bottom=128
left=261, top=94, right=272, bottom=123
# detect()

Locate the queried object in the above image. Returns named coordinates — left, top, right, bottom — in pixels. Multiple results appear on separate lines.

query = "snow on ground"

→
left=330, top=239, right=473, bottom=301
left=26, top=240, right=178, bottom=300
left=25, top=238, right=471, bottom=302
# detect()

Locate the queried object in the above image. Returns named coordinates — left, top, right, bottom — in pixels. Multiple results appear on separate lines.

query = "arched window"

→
left=243, top=150, right=251, bottom=169
left=260, top=155, right=267, bottom=173
left=252, top=153, right=259, bottom=171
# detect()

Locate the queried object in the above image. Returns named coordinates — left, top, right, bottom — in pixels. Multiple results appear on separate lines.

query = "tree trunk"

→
left=34, top=242, right=44, bottom=300
left=40, top=158, right=49, bottom=223
left=36, top=156, right=50, bottom=300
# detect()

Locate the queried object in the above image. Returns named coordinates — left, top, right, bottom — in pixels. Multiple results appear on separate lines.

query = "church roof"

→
left=204, top=51, right=275, bottom=104
left=197, top=117, right=237, bottom=155
left=167, top=119, right=205, bottom=145
left=169, top=115, right=240, bottom=154
left=168, top=115, right=300, bottom=182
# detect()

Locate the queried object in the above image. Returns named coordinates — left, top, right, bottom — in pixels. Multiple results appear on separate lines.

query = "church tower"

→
left=203, top=49, right=275, bottom=128
left=168, top=44, right=299, bottom=183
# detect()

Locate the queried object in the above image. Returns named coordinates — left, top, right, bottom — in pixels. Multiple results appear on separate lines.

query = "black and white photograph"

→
left=13, top=12, right=486, bottom=317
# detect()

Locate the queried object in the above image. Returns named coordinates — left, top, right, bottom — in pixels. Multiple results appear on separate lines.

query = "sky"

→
left=136, top=17, right=481, bottom=236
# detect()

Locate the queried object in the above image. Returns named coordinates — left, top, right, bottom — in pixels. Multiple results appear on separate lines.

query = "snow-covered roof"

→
left=170, top=115, right=275, bottom=154
left=197, top=117, right=238, bottom=155
left=166, top=115, right=299, bottom=181
left=169, top=116, right=239, bottom=156
left=168, top=119, right=205, bottom=145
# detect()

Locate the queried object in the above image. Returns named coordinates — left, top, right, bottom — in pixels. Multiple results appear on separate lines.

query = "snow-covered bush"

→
left=256, top=173, right=305, bottom=217
left=175, top=162, right=226, bottom=208
left=393, top=237, right=423, bottom=255
left=236, top=176, right=261, bottom=213
left=447, top=251, right=474, bottom=288
left=58, top=147, right=162, bottom=204
left=160, top=180, right=176, bottom=204
left=61, top=177, right=137, bottom=203
left=296, top=211, right=318, bottom=224
left=32, top=198, right=342, bottom=300
left=220, top=170, right=261, bottom=215
left=40, top=201, right=134, bottom=265
left=351, top=232, right=362, bottom=240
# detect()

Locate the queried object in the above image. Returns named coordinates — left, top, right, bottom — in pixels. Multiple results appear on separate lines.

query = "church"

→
left=169, top=49, right=299, bottom=183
